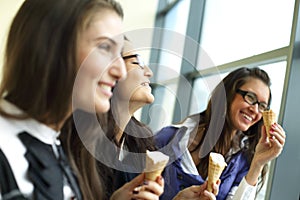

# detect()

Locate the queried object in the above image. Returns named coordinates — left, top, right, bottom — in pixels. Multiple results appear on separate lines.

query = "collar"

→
left=0, top=99, right=60, bottom=145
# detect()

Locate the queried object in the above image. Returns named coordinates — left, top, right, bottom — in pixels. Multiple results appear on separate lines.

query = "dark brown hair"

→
left=194, top=67, right=271, bottom=191
left=0, top=0, right=123, bottom=199
left=0, top=0, right=123, bottom=127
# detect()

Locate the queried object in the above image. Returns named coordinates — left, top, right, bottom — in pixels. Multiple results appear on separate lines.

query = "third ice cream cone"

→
left=262, top=109, right=276, bottom=139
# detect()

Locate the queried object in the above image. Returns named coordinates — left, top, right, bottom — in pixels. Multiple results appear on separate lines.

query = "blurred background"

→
left=0, top=0, right=299, bottom=199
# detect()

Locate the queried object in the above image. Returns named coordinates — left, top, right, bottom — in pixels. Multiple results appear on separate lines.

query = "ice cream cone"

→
left=207, top=152, right=227, bottom=192
left=144, top=150, right=169, bottom=181
left=262, top=109, right=276, bottom=138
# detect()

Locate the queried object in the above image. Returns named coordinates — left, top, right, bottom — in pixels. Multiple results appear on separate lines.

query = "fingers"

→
left=173, top=185, right=203, bottom=199
left=271, top=123, right=286, bottom=142
left=203, top=190, right=216, bottom=200
left=212, top=180, right=220, bottom=196
left=205, top=180, right=219, bottom=196
left=125, top=173, right=145, bottom=191
left=261, top=125, right=268, bottom=141
left=133, top=189, right=160, bottom=200
left=131, top=176, right=164, bottom=199
left=156, top=175, right=164, bottom=187
left=142, top=177, right=164, bottom=196
left=186, top=184, right=207, bottom=193
left=132, top=182, right=162, bottom=200
left=270, top=123, right=286, bottom=146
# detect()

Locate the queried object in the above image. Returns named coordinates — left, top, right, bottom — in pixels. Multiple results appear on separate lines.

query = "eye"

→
left=245, top=93, right=256, bottom=104
left=259, top=103, right=268, bottom=111
left=98, top=42, right=112, bottom=52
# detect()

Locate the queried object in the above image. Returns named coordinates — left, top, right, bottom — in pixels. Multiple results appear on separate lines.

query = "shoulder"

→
left=154, top=126, right=181, bottom=147
left=0, top=115, right=21, bottom=147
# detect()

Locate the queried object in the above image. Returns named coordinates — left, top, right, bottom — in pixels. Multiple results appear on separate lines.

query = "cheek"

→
left=79, top=50, right=111, bottom=79
left=253, top=114, right=263, bottom=124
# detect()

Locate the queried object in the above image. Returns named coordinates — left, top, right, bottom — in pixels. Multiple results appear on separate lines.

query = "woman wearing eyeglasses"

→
left=155, top=67, right=286, bottom=200
left=96, top=38, right=219, bottom=200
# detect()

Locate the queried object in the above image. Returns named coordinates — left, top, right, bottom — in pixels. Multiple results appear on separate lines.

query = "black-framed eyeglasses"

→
left=122, top=54, right=145, bottom=69
left=236, top=89, right=269, bottom=113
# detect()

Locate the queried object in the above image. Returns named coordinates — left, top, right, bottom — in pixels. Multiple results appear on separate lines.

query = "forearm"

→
left=245, top=157, right=264, bottom=186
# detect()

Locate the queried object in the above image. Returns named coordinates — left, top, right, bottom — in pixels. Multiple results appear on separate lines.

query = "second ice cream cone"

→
left=207, top=152, right=227, bottom=192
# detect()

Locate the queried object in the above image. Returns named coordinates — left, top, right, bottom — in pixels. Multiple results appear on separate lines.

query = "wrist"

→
left=246, top=161, right=264, bottom=186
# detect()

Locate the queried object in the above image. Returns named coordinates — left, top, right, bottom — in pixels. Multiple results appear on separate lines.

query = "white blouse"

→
left=0, top=99, right=74, bottom=199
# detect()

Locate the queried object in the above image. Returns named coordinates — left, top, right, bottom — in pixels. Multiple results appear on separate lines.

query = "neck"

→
left=112, top=101, right=135, bottom=144
left=47, top=111, right=72, bottom=132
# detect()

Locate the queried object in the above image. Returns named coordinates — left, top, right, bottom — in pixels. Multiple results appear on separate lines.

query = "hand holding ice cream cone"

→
left=207, top=152, right=227, bottom=193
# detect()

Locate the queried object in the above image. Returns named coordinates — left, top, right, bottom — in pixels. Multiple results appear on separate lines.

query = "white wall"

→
left=0, top=0, right=158, bottom=79
left=0, top=0, right=24, bottom=78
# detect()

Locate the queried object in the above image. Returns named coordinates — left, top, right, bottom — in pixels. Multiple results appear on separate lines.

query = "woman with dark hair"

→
left=155, top=67, right=286, bottom=200
left=95, top=38, right=217, bottom=200
left=0, top=0, right=126, bottom=199
left=62, top=38, right=165, bottom=200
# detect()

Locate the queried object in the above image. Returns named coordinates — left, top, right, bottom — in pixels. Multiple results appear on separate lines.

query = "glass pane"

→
left=190, top=73, right=227, bottom=115
left=148, top=83, right=178, bottom=132
left=157, top=0, right=190, bottom=79
left=260, top=62, right=287, bottom=115
left=199, top=0, right=295, bottom=68
left=164, top=0, right=190, bottom=35
left=255, top=62, right=287, bottom=199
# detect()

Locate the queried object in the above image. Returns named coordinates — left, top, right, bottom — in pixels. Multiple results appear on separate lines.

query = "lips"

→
left=98, top=83, right=112, bottom=92
left=97, top=82, right=115, bottom=97
left=141, top=82, right=150, bottom=87
left=241, top=112, right=253, bottom=122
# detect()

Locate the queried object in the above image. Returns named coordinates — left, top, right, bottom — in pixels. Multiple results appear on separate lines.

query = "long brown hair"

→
left=0, top=0, right=123, bottom=199
left=0, top=0, right=122, bottom=125
left=60, top=0, right=124, bottom=199
left=194, top=67, right=271, bottom=190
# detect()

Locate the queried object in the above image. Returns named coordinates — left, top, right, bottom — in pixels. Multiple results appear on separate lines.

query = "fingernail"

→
left=143, top=180, right=149, bottom=185
left=132, top=190, right=139, bottom=194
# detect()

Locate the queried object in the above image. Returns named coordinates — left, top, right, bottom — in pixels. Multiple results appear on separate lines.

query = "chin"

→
left=239, top=125, right=251, bottom=132
left=95, top=102, right=110, bottom=114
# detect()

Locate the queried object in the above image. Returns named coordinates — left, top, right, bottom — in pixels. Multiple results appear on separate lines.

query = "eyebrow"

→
left=247, top=90, right=268, bottom=104
left=94, top=36, right=118, bottom=46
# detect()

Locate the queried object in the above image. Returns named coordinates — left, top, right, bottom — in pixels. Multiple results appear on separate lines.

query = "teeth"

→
left=243, top=113, right=252, bottom=121
left=99, top=84, right=111, bottom=91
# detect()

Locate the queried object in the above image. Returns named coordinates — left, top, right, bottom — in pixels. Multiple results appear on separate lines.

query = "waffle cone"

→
left=262, top=109, right=276, bottom=138
left=207, top=152, right=227, bottom=192
left=144, top=150, right=169, bottom=181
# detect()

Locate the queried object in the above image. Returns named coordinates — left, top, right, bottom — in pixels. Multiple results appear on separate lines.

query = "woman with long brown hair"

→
left=156, top=67, right=286, bottom=200
left=0, top=0, right=126, bottom=199
left=94, top=38, right=216, bottom=200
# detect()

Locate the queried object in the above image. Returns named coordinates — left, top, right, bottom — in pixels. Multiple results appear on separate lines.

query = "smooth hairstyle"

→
left=0, top=0, right=123, bottom=199
left=0, top=0, right=123, bottom=127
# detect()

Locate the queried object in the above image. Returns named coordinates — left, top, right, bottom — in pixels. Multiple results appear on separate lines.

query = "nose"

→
left=144, top=65, right=153, bottom=78
left=110, top=55, right=127, bottom=80
left=249, top=103, right=260, bottom=113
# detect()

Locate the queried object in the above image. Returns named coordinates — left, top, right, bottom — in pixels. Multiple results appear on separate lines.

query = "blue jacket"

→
left=155, top=126, right=250, bottom=200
